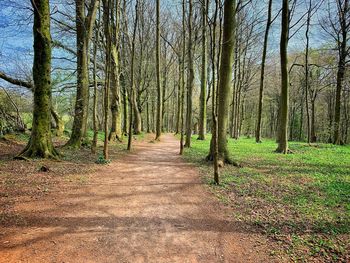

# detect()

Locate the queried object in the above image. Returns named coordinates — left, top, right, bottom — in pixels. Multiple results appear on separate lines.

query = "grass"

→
left=182, top=134, right=350, bottom=262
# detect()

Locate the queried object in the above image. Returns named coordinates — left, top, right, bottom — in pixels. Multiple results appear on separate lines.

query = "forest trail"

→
left=0, top=134, right=274, bottom=263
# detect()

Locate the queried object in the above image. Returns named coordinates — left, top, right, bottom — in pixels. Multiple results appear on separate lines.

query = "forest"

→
left=0, top=0, right=349, bottom=262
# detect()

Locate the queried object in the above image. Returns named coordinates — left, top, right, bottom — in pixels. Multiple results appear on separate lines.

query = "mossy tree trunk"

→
left=109, top=0, right=122, bottom=142
left=18, top=0, right=59, bottom=159
left=51, top=108, right=64, bottom=137
left=276, top=0, right=289, bottom=153
left=66, top=0, right=99, bottom=148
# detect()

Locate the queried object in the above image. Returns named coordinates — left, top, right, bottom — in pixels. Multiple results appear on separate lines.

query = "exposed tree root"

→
left=15, top=142, right=60, bottom=160
left=205, top=153, right=241, bottom=168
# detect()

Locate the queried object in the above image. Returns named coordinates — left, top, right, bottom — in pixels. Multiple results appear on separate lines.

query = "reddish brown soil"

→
left=0, top=134, right=276, bottom=263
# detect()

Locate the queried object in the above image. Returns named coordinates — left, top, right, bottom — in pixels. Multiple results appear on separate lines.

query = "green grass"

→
left=182, top=134, right=350, bottom=262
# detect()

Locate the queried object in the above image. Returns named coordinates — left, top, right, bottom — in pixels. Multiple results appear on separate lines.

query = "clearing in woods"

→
left=0, top=134, right=274, bottom=263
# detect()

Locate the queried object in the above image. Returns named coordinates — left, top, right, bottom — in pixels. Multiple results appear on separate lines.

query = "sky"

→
left=0, top=0, right=332, bottom=87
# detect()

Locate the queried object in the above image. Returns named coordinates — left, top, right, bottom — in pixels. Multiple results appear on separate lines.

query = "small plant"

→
left=95, top=155, right=110, bottom=165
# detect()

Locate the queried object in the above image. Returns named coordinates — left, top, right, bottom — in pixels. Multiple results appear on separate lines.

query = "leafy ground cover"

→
left=182, top=135, right=350, bottom=262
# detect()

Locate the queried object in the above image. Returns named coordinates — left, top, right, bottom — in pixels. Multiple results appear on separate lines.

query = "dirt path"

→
left=0, top=134, right=274, bottom=263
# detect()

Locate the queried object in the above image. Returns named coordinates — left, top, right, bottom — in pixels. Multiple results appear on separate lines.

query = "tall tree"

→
left=91, top=9, right=100, bottom=154
left=66, top=0, right=99, bottom=148
left=332, top=0, right=349, bottom=145
left=180, top=0, right=186, bottom=154
left=103, top=0, right=112, bottom=159
left=215, top=0, right=236, bottom=163
left=184, top=0, right=194, bottom=147
left=304, top=0, right=312, bottom=143
left=255, top=0, right=273, bottom=143
left=210, top=0, right=220, bottom=183
left=109, top=0, right=122, bottom=142
left=198, top=0, right=208, bottom=140
left=155, top=0, right=162, bottom=140
left=276, top=0, right=290, bottom=153
left=18, top=0, right=59, bottom=159
left=127, top=0, right=139, bottom=150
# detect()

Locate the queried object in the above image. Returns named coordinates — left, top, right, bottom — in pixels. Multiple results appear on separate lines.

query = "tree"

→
left=215, top=0, right=236, bottom=163
left=304, top=0, right=312, bottom=144
left=109, top=0, right=122, bottom=142
left=102, top=0, right=112, bottom=159
left=210, top=0, right=220, bottom=183
left=155, top=0, right=162, bottom=140
left=66, top=0, right=99, bottom=148
left=198, top=0, right=208, bottom=141
left=276, top=0, right=290, bottom=153
left=180, top=0, right=186, bottom=155
left=18, top=0, right=59, bottom=159
left=330, top=0, right=349, bottom=144
left=184, top=0, right=194, bottom=148
left=255, top=0, right=273, bottom=143
left=127, top=0, right=139, bottom=150
left=91, top=9, right=101, bottom=154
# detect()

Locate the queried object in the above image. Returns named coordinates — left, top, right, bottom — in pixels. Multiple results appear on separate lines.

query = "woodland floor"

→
left=0, top=133, right=277, bottom=263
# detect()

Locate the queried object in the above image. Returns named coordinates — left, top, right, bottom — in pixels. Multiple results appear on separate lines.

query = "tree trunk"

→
left=215, top=0, right=236, bottom=163
left=66, top=0, right=99, bottom=148
left=255, top=0, right=272, bottom=143
left=127, top=0, right=139, bottom=150
left=146, top=98, right=150, bottom=133
left=132, top=97, right=142, bottom=134
left=184, top=0, right=194, bottom=148
left=121, top=73, right=128, bottom=135
left=276, top=0, right=289, bottom=154
left=210, top=0, right=220, bottom=183
left=102, top=0, right=111, bottom=160
left=91, top=26, right=99, bottom=153
left=304, top=0, right=311, bottom=144
left=51, top=108, right=64, bottom=137
left=155, top=0, right=162, bottom=140
left=109, top=1, right=122, bottom=142
left=333, top=0, right=348, bottom=145
left=198, top=0, right=208, bottom=140
left=310, top=97, right=317, bottom=143
left=18, top=0, right=59, bottom=159
left=175, top=58, right=181, bottom=134
left=180, top=0, right=186, bottom=155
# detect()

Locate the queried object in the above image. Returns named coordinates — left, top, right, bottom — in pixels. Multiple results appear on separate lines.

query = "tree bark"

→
left=333, top=0, right=348, bottom=145
left=184, top=0, right=194, bottom=148
left=127, top=0, right=139, bottom=150
left=102, top=0, right=111, bottom=160
left=109, top=0, right=122, bottom=142
left=18, top=0, right=59, bottom=159
left=91, top=9, right=100, bottom=154
left=216, top=0, right=236, bottom=163
left=180, top=0, right=186, bottom=155
left=155, top=0, right=162, bottom=140
left=255, top=0, right=272, bottom=143
left=304, top=0, right=312, bottom=144
left=66, top=0, right=99, bottom=148
left=276, top=0, right=289, bottom=153
left=198, top=0, right=208, bottom=141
